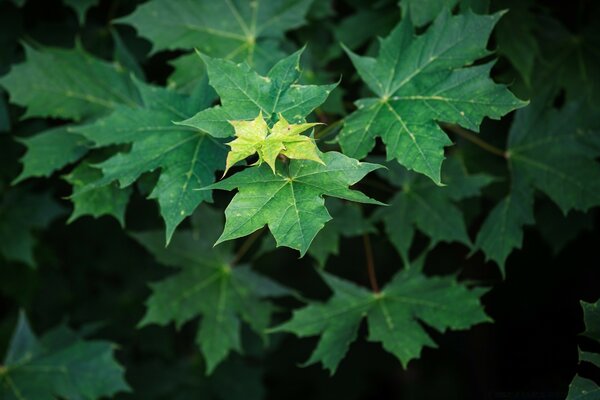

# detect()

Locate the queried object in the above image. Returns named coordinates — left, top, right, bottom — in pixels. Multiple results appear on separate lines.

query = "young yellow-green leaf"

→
left=375, top=157, right=494, bottom=263
left=119, top=0, right=314, bottom=88
left=71, top=79, right=227, bottom=242
left=64, top=163, right=132, bottom=227
left=272, top=267, right=490, bottom=374
left=206, top=152, right=383, bottom=256
left=0, top=189, right=63, bottom=268
left=0, top=312, right=129, bottom=400
left=567, top=300, right=600, bottom=400
left=476, top=97, right=600, bottom=273
left=225, top=112, right=322, bottom=174
left=177, top=49, right=336, bottom=138
left=0, top=44, right=140, bottom=121
left=339, top=10, right=526, bottom=184
left=133, top=207, right=293, bottom=374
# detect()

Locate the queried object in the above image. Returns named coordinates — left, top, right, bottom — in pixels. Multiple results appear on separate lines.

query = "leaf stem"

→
left=362, top=234, right=380, bottom=293
left=315, top=118, right=344, bottom=140
left=231, top=228, right=265, bottom=266
left=442, top=123, right=507, bottom=159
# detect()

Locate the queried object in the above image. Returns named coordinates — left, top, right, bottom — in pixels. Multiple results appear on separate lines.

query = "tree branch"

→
left=442, top=123, right=507, bottom=159
left=362, top=234, right=380, bottom=293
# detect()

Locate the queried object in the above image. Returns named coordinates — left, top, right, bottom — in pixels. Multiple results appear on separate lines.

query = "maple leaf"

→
left=375, top=157, right=494, bottom=263
left=0, top=44, right=140, bottom=121
left=225, top=112, right=323, bottom=175
left=13, top=126, right=90, bottom=183
left=0, top=312, right=129, bottom=400
left=476, top=96, right=600, bottom=272
left=177, top=48, right=336, bottom=138
left=0, top=189, right=63, bottom=268
left=72, top=79, right=227, bottom=242
left=339, top=10, right=527, bottom=184
left=119, top=0, right=314, bottom=89
left=206, top=151, right=383, bottom=255
left=567, top=300, right=600, bottom=399
left=133, top=207, right=293, bottom=374
left=63, top=163, right=132, bottom=227
left=308, top=199, right=375, bottom=267
left=400, top=0, right=459, bottom=27
left=272, top=266, right=490, bottom=374
left=63, top=0, right=99, bottom=24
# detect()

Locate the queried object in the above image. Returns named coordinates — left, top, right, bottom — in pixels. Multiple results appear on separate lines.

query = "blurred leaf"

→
left=0, top=189, right=63, bottom=268
left=273, top=267, right=490, bottom=373
left=0, top=312, right=129, bottom=399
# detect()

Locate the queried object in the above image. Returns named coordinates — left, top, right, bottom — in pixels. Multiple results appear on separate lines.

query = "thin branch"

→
left=315, top=118, right=344, bottom=140
left=231, top=228, right=265, bottom=266
left=442, top=123, right=507, bottom=159
left=362, top=234, right=380, bottom=293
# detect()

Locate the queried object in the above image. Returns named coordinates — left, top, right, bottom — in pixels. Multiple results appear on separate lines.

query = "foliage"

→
left=0, top=0, right=598, bottom=398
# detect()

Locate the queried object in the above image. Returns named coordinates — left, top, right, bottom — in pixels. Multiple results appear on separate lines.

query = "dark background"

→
left=1, top=0, right=599, bottom=399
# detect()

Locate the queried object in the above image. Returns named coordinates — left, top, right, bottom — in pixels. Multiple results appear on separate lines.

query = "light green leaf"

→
left=376, top=157, right=493, bottom=263
left=64, top=163, right=132, bottom=227
left=14, top=126, right=90, bottom=183
left=339, top=10, right=526, bottom=184
left=207, top=151, right=383, bottom=256
left=0, top=312, right=129, bottom=400
left=0, top=44, right=140, bottom=121
left=177, top=49, right=336, bottom=138
left=273, top=267, right=489, bottom=373
left=133, top=207, right=292, bottom=373
left=72, top=79, right=227, bottom=242
left=225, top=112, right=322, bottom=174
left=0, top=189, right=63, bottom=268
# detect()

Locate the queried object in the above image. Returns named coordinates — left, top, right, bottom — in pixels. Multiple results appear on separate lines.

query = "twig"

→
left=442, top=123, right=507, bottom=159
left=315, top=118, right=344, bottom=140
left=231, top=228, right=265, bottom=266
left=362, top=234, right=380, bottom=293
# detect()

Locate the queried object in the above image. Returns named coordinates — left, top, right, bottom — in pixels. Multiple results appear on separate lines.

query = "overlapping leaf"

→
left=72, top=79, right=227, bottom=242
left=273, top=266, right=490, bottom=373
left=64, top=163, right=132, bottom=226
left=134, top=207, right=292, bottom=373
left=224, top=112, right=322, bottom=175
left=178, top=49, right=336, bottom=138
left=308, top=199, right=375, bottom=267
left=375, top=157, right=493, bottom=263
left=0, top=44, right=140, bottom=121
left=476, top=97, right=600, bottom=272
left=120, top=0, right=314, bottom=90
left=0, top=312, right=129, bottom=399
left=14, top=126, right=90, bottom=183
left=339, top=10, right=526, bottom=184
left=207, top=151, right=383, bottom=255
left=0, top=189, right=63, bottom=267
